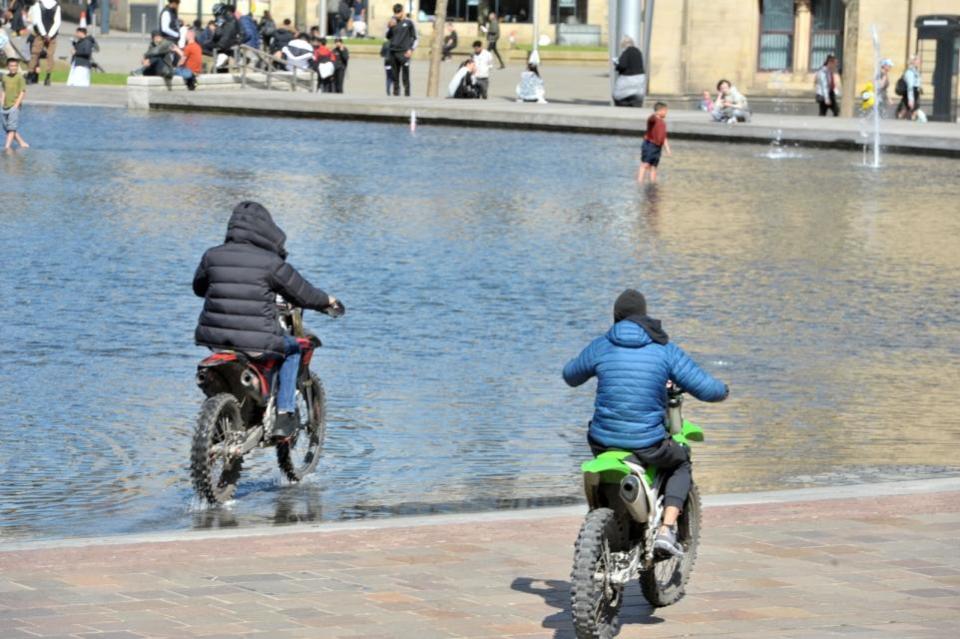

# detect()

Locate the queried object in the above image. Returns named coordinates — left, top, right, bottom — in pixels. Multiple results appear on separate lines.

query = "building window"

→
left=810, top=0, right=844, bottom=70
left=552, top=0, right=588, bottom=25
left=758, top=0, right=795, bottom=71
left=420, top=1, right=532, bottom=23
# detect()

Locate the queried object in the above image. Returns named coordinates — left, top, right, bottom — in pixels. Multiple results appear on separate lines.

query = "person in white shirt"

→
left=277, top=35, right=313, bottom=71
left=28, top=0, right=61, bottom=85
left=471, top=40, right=492, bottom=99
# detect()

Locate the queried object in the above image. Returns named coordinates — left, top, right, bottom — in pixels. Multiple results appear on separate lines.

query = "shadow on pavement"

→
left=511, top=577, right=664, bottom=638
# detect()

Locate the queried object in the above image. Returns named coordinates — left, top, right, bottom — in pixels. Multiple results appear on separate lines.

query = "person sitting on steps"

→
left=563, top=289, right=729, bottom=556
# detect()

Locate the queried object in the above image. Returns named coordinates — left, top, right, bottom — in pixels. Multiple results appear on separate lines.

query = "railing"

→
left=234, top=44, right=319, bottom=93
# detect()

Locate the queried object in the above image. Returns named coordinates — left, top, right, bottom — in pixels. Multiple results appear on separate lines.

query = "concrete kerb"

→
left=3, top=476, right=957, bottom=553
left=140, top=89, right=960, bottom=158
left=127, top=74, right=243, bottom=109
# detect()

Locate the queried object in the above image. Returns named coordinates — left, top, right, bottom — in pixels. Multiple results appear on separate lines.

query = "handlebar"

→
left=322, top=299, right=346, bottom=318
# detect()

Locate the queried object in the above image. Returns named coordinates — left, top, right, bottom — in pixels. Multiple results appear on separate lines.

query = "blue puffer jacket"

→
left=563, top=320, right=728, bottom=450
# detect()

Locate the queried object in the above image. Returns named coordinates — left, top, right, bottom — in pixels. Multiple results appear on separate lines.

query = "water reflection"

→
left=1, top=106, right=958, bottom=542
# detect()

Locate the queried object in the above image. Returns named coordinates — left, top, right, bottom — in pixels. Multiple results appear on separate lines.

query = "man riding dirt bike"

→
left=563, top=289, right=728, bottom=637
left=191, top=201, right=344, bottom=502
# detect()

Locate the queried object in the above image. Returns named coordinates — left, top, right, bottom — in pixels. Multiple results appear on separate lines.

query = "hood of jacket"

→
left=605, top=317, right=669, bottom=348
left=225, top=201, right=287, bottom=258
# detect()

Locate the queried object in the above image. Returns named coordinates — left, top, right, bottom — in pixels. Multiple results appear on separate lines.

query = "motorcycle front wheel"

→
left=640, top=482, right=702, bottom=607
left=191, top=393, right=245, bottom=504
left=570, top=507, right=628, bottom=639
left=276, top=374, right=326, bottom=482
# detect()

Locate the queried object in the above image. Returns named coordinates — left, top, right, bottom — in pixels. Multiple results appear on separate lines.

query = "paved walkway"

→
left=1, top=479, right=958, bottom=638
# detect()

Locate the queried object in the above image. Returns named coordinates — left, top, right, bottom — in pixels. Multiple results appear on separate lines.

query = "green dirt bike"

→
left=570, top=384, right=705, bottom=638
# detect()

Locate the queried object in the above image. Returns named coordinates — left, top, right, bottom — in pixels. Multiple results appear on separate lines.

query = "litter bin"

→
left=914, top=15, right=960, bottom=122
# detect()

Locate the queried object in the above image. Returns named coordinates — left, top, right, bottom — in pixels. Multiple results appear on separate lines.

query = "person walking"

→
left=27, top=0, right=61, bottom=86
left=612, top=36, right=645, bottom=107
left=896, top=55, right=922, bottom=120
left=875, top=58, right=893, bottom=118
left=385, top=3, right=416, bottom=97
left=482, top=11, right=505, bottom=69
left=815, top=54, right=840, bottom=117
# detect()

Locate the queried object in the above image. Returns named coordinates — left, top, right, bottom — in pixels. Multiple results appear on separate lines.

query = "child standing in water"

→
left=2, top=58, right=29, bottom=151
left=638, top=102, right=670, bottom=183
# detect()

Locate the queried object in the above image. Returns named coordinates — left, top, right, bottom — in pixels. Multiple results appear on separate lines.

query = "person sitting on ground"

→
left=66, top=26, right=98, bottom=87
left=172, top=27, right=202, bottom=90
left=563, top=290, right=728, bottom=557
left=515, top=62, right=546, bottom=103
left=276, top=32, right=313, bottom=71
left=708, top=79, right=749, bottom=123
left=441, top=22, right=457, bottom=60
left=312, top=36, right=336, bottom=92
left=447, top=58, right=479, bottom=99
left=132, top=30, right=175, bottom=78
left=192, top=202, right=342, bottom=441
left=271, top=18, right=294, bottom=54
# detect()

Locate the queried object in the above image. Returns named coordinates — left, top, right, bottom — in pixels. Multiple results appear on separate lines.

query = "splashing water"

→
left=865, top=25, right=883, bottom=168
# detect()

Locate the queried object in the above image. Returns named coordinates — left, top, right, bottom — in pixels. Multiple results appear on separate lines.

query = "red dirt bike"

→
left=190, top=298, right=344, bottom=504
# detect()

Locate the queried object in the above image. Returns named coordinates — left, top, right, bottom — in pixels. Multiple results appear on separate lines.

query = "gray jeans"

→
left=1, top=105, right=19, bottom=133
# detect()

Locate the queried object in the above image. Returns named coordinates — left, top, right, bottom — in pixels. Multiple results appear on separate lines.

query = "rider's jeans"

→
left=589, top=435, right=692, bottom=511
left=276, top=336, right=301, bottom=413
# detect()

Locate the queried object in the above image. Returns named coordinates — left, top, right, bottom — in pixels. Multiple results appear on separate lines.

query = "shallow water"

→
left=1, top=107, right=959, bottom=541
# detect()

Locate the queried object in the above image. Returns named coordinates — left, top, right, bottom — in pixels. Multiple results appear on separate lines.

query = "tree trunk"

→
left=426, top=0, right=450, bottom=98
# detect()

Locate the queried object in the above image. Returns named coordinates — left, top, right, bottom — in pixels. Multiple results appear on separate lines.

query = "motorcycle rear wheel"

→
left=639, top=482, right=702, bottom=607
left=570, top=507, right=628, bottom=639
left=276, top=374, right=326, bottom=482
left=191, top=393, right=245, bottom=504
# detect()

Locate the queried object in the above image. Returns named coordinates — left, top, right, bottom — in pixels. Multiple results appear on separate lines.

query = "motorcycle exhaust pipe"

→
left=619, top=475, right=650, bottom=522
left=240, top=369, right=260, bottom=393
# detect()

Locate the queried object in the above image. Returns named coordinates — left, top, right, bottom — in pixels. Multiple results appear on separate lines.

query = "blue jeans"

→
left=277, top=335, right=301, bottom=413
left=173, top=67, right=195, bottom=81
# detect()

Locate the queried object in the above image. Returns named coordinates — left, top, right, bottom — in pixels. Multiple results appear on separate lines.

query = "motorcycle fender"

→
left=672, top=420, right=705, bottom=447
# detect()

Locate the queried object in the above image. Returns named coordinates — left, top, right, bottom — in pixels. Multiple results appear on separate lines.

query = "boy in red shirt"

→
left=638, top=101, right=671, bottom=183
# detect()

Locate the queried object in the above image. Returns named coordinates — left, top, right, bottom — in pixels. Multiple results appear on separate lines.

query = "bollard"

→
left=141, top=13, right=146, bottom=34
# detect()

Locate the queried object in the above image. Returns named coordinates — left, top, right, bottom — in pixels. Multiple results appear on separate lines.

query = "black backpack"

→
left=895, top=76, right=907, bottom=96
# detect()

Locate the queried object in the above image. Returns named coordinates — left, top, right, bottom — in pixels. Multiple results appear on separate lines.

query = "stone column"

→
left=840, top=0, right=859, bottom=117
left=794, top=0, right=812, bottom=76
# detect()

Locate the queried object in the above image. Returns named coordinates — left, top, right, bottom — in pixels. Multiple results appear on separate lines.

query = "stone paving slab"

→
left=1, top=484, right=958, bottom=638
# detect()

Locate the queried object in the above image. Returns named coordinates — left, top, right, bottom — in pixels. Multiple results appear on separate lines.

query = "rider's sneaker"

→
left=272, top=412, right=297, bottom=441
left=654, top=525, right=684, bottom=558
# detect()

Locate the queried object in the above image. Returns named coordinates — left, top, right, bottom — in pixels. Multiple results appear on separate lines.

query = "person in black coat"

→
left=612, top=36, right=646, bottom=107
left=193, top=202, right=343, bottom=438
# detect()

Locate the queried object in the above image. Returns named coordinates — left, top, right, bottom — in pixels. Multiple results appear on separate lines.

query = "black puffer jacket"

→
left=193, top=202, right=330, bottom=357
